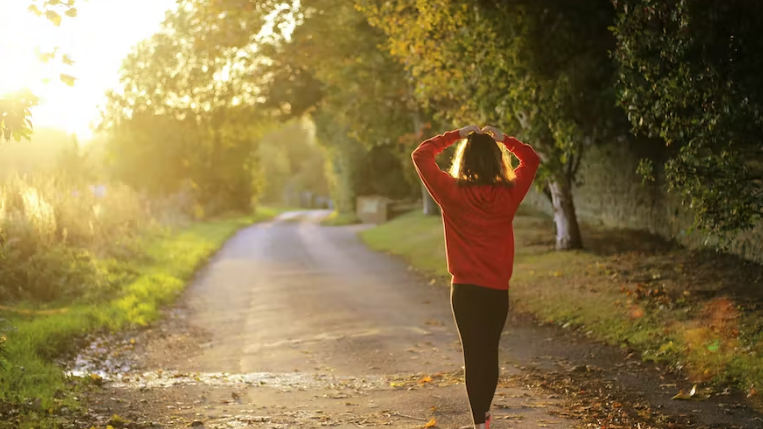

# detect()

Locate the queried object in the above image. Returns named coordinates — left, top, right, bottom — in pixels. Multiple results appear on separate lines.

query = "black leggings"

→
left=451, top=283, right=509, bottom=425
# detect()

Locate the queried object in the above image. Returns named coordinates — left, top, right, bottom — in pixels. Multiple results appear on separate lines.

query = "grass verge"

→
left=0, top=207, right=284, bottom=428
left=359, top=209, right=763, bottom=397
left=320, top=211, right=361, bottom=226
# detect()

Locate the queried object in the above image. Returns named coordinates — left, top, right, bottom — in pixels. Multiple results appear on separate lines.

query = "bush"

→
left=0, top=173, right=189, bottom=304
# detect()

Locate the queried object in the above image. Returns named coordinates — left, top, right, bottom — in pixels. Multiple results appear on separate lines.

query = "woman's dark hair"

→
left=449, top=132, right=516, bottom=187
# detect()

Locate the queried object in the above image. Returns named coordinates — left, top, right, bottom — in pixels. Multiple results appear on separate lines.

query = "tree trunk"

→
left=421, top=182, right=440, bottom=216
left=409, top=90, right=441, bottom=217
left=548, top=173, right=583, bottom=250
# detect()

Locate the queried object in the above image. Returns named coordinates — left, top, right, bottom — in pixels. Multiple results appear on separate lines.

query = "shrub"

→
left=0, top=173, right=189, bottom=304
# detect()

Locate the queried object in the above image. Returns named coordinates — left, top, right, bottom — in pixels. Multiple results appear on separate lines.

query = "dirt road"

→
left=75, top=211, right=572, bottom=429
left=74, top=211, right=762, bottom=429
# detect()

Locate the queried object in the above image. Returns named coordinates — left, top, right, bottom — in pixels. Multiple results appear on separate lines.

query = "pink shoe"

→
left=474, top=413, right=491, bottom=429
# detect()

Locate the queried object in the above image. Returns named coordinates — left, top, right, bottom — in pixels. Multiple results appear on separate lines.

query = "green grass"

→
left=320, top=211, right=361, bottom=226
left=359, top=210, right=763, bottom=398
left=0, top=207, right=285, bottom=428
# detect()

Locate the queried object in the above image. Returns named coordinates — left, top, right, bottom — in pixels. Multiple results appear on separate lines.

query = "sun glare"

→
left=0, top=0, right=176, bottom=142
left=0, top=4, right=61, bottom=94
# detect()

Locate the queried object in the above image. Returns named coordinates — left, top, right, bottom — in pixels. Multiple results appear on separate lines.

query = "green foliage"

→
left=358, top=0, right=626, bottom=246
left=358, top=0, right=622, bottom=173
left=0, top=173, right=181, bottom=304
left=257, top=119, right=329, bottom=204
left=249, top=0, right=423, bottom=206
left=612, top=0, right=763, bottom=236
left=101, top=1, right=269, bottom=215
left=313, top=111, right=364, bottom=213
left=0, top=212, right=276, bottom=419
left=0, top=90, right=39, bottom=143
left=0, top=1, right=81, bottom=144
left=258, top=0, right=418, bottom=144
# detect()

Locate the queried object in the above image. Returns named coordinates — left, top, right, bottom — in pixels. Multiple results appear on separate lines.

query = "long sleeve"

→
left=411, top=130, right=461, bottom=206
left=502, top=136, right=540, bottom=205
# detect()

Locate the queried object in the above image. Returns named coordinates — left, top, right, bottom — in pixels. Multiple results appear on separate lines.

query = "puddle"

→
left=66, top=368, right=389, bottom=391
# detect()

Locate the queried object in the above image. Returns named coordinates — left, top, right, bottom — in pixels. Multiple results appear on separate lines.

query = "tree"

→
left=100, top=0, right=270, bottom=214
left=358, top=0, right=623, bottom=249
left=1, top=0, right=80, bottom=142
left=226, top=0, right=427, bottom=213
left=612, top=0, right=763, bottom=237
left=258, top=119, right=329, bottom=205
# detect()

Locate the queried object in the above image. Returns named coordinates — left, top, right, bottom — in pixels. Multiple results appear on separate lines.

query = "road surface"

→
left=82, top=211, right=573, bottom=429
left=76, top=210, right=763, bottom=429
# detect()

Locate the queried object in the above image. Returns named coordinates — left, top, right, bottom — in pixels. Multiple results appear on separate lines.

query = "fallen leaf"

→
left=671, top=385, right=710, bottom=401
left=423, top=417, right=437, bottom=428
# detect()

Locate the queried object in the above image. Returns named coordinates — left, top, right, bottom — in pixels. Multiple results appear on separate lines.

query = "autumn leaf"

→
left=65, top=7, right=78, bottom=18
left=748, top=387, right=758, bottom=398
left=60, top=74, right=77, bottom=86
left=45, top=10, right=62, bottom=26
left=671, top=385, right=710, bottom=401
left=62, top=54, right=75, bottom=66
left=423, top=417, right=437, bottom=428
left=27, top=5, right=43, bottom=16
left=38, top=51, right=57, bottom=63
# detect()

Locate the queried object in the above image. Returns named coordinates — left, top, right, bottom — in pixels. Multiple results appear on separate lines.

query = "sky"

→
left=0, top=0, right=178, bottom=140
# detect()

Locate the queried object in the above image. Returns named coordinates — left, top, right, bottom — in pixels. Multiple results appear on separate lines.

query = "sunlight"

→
left=0, top=8, right=56, bottom=94
left=0, top=0, right=176, bottom=140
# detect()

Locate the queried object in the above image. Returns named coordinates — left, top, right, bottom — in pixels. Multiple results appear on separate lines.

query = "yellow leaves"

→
left=28, top=5, right=43, bottom=17
left=671, top=385, right=710, bottom=401
left=60, top=74, right=77, bottom=87
left=423, top=417, right=437, bottom=428
left=45, top=10, right=62, bottom=26
left=418, top=375, right=432, bottom=384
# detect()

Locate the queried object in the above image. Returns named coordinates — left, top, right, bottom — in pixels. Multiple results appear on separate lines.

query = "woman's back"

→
left=411, top=127, right=540, bottom=291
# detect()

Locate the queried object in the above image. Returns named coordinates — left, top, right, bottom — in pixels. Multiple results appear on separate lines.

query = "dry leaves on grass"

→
left=507, top=365, right=711, bottom=429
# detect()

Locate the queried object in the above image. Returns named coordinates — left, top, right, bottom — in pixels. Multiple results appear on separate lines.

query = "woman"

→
left=412, top=125, right=540, bottom=429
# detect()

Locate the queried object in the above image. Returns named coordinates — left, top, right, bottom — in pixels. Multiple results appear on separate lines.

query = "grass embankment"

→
left=0, top=207, right=283, bottom=428
left=360, top=210, right=763, bottom=395
left=320, top=211, right=361, bottom=226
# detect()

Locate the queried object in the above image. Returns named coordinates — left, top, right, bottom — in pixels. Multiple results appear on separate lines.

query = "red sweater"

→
left=412, top=130, right=540, bottom=290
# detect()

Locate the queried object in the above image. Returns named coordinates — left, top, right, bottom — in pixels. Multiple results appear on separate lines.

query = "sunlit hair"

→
left=449, top=132, right=516, bottom=187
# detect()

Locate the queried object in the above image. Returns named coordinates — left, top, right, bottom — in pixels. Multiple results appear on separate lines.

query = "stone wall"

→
left=522, top=141, right=763, bottom=264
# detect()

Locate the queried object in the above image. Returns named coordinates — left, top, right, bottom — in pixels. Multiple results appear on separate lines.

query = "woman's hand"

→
left=481, top=125, right=505, bottom=141
left=458, top=125, right=481, bottom=138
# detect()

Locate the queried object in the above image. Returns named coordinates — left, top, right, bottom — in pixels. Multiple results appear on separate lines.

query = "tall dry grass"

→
left=0, top=173, right=191, bottom=303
